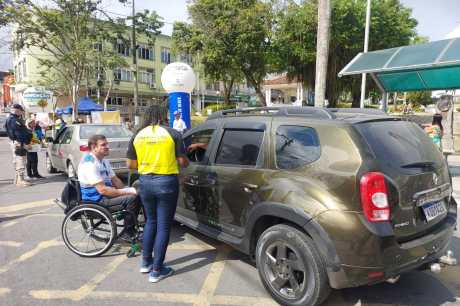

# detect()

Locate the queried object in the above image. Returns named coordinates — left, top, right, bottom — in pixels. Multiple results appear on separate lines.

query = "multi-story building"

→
left=12, top=30, right=255, bottom=117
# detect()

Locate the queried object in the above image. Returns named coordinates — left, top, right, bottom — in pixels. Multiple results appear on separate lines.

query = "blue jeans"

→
left=139, top=174, right=179, bottom=271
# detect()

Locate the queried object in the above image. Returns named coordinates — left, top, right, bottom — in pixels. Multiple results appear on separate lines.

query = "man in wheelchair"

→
left=78, top=134, right=140, bottom=241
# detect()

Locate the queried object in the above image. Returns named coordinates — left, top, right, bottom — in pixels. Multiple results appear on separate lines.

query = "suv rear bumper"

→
left=315, top=199, right=457, bottom=289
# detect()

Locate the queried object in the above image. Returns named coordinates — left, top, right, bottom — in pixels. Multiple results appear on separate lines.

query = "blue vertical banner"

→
left=169, top=92, right=191, bottom=129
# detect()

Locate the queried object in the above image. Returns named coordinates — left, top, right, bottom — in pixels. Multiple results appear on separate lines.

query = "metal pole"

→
left=314, top=0, right=331, bottom=108
left=132, top=0, right=139, bottom=121
left=360, top=0, right=371, bottom=108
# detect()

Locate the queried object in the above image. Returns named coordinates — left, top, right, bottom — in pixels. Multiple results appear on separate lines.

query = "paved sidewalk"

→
left=448, top=154, right=460, bottom=199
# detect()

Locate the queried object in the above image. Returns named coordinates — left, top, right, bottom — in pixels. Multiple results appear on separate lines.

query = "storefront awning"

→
left=338, top=38, right=460, bottom=92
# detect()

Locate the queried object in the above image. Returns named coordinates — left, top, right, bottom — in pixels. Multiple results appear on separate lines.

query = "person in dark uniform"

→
left=127, top=105, right=189, bottom=283
left=5, top=104, right=33, bottom=186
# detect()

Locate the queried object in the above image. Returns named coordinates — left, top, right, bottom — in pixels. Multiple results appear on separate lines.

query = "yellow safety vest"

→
left=133, top=125, right=179, bottom=175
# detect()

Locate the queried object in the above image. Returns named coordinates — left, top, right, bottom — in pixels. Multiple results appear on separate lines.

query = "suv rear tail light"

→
left=360, top=172, right=390, bottom=222
left=79, top=145, right=89, bottom=152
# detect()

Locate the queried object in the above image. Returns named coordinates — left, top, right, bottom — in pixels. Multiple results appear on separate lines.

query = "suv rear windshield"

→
left=355, top=120, right=444, bottom=169
left=80, top=125, right=132, bottom=139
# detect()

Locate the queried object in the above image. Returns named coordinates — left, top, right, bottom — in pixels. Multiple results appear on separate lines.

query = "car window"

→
left=60, top=128, right=73, bottom=144
left=79, top=125, right=132, bottom=139
left=184, top=129, right=215, bottom=163
left=275, top=125, right=321, bottom=169
left=355, top=120, right=444, bottom=170
left=215, top=129, right=264, bottom=167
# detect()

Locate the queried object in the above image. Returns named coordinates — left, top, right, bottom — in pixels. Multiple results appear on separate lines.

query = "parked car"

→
left=175, top=107, right=457, bottom=306
left=45, top=123, right=133, bottom=177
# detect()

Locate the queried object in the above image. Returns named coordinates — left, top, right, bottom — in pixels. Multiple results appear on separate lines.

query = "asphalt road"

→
left=1, top=136, right=460, bottom=306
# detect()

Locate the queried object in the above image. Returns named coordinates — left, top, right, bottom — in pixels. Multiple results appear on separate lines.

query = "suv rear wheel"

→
left=255, top=224, right=330, bottom=306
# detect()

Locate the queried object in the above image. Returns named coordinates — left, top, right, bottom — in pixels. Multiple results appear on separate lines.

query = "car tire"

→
left=45, top=154, right=57, bottom=174
left=255, top=224, right=331, bottom=306
left=67, top=161, right=76, bottom=178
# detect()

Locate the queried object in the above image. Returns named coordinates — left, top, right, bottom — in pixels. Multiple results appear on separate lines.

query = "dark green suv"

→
left=175, top=107, right=457, bottom=306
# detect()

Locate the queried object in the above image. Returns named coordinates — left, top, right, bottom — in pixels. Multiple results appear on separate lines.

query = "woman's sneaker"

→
left=140, top=258, right=153, bottom=273
left=140, top=263, right=153, bottom=273
left=149, top=266, right=174, bottom=283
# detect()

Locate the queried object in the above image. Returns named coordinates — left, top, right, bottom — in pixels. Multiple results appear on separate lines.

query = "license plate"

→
left=422, top=201, right=447, bottom=222
left=110, top=161, right=126, bottom=169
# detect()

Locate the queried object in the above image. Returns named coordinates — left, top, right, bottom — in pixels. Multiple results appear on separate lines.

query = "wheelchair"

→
left=57, top=178, right=143, bottom=258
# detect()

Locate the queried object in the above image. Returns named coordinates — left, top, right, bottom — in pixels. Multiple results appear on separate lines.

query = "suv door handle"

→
left=242, top=183, right=258, bottom=193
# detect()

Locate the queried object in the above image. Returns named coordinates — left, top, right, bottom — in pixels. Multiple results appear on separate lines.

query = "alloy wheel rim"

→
left=263, top=241, right=308, bottom=300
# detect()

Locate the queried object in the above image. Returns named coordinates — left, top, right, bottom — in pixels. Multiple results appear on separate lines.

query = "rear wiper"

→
left=401, top=161, right=436, bottom=170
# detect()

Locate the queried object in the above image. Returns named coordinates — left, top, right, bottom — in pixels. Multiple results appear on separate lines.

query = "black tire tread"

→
left=256, top=223, right=331, bottom=306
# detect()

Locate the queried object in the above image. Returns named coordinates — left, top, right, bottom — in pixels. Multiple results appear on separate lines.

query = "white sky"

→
left=1, top=0, right=459, bottom=71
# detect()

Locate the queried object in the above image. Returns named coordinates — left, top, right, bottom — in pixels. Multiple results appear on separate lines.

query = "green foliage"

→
left=273, top=0, right=418, bottom=107
left=407, top=91, right=433, bottom=106
left=173, top=0, right=273, bottom=105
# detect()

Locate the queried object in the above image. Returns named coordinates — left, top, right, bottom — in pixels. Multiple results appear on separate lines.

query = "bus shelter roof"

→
left=338, top=38, right=460, bottom=92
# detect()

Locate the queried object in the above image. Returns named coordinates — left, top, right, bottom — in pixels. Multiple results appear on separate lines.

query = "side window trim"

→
left=213, top=128, right=265, bottom=168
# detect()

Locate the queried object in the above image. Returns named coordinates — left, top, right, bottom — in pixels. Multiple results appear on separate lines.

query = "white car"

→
left=45, top=124, right=133, bottom=177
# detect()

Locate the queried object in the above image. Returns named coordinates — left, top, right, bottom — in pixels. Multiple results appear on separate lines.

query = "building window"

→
left=93, top=42, right=103, bottom=52
left=114, top=68, right=132, bottom=82
left=107, top=96, right=123, bottom=105
left=138, top=45, right=154, bottom=60
left=116, top=41, right=130, bottom=56
left=138, top=69, right=154, bottom=84
left=161, top=47, right=171, bottom=64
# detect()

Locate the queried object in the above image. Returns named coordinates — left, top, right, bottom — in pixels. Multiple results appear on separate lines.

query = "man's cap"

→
left=174, top=110, right=181, bottom=115
left=12, top=104, right=24, bottom=111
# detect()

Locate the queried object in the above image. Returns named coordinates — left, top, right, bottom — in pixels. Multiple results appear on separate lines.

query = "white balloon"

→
left=161, top=62, right=196, bottom=93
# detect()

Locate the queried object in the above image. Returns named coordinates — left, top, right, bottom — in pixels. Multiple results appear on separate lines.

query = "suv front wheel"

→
left=255, top=224, right=330, bottom=306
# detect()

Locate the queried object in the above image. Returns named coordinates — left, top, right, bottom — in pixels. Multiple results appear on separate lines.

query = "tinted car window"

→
left=80, top=125, right=132, bottom=139
left=61, top=128, right=73, bottom=144
left=276, top=125, right=320, bottom=169
left=184, top=129, right=215, bottom=163
left=355, top=120, right=444, bottom=169
left=215, top=129, right=264, bottom=166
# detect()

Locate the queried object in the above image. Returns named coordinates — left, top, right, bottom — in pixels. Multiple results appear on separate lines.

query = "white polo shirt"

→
left=78, top=153, right=115, bottom=201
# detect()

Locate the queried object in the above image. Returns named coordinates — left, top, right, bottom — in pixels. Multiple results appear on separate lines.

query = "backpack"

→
left=61, top=179, right=80, bottom=214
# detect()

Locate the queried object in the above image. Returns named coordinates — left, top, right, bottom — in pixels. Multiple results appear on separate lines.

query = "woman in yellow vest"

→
left=127, top=105, right=189, bottom=283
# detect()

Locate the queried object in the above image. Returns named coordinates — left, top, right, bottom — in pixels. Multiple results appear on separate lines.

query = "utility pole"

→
left=314, top=0, right=331, bottom=108
left=360, top=0, right=371, bottom=108
left=131, top=0, right=139, bottom=121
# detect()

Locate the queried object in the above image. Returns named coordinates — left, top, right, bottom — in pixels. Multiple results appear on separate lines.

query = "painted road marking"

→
left=1, top=212, right=62, bottom=228
left=0, top=239, right=62, bottom=274
left=0, top=199, right=54, bottom=214
left=30, top=255, right=127, bottom=301
left=0, top=241, right=23, bottom=247
left=194, top=247, right=230, bottom=306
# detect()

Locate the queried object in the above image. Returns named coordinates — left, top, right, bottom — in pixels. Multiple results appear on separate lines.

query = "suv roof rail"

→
left=328, top=108, right=388, bottom=116
left=207, top=106, right=334, bottom=120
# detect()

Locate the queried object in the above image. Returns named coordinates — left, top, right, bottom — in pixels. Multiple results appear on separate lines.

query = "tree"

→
left=273, top=0, right=418, bottom=107
left=407, top=91, right=433, bottom=106
left=172, top=0, right=273, bottom=105
left=1, top=0, right=163, bottom=120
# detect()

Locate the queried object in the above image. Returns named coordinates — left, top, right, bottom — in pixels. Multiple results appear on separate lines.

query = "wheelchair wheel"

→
left=62, top=204, right=117, bottom=257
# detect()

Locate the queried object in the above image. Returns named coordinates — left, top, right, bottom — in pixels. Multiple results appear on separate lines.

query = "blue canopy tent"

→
left=77, top=97, right=103, bottom=114
left=55, top=97, right=103, bottom=115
